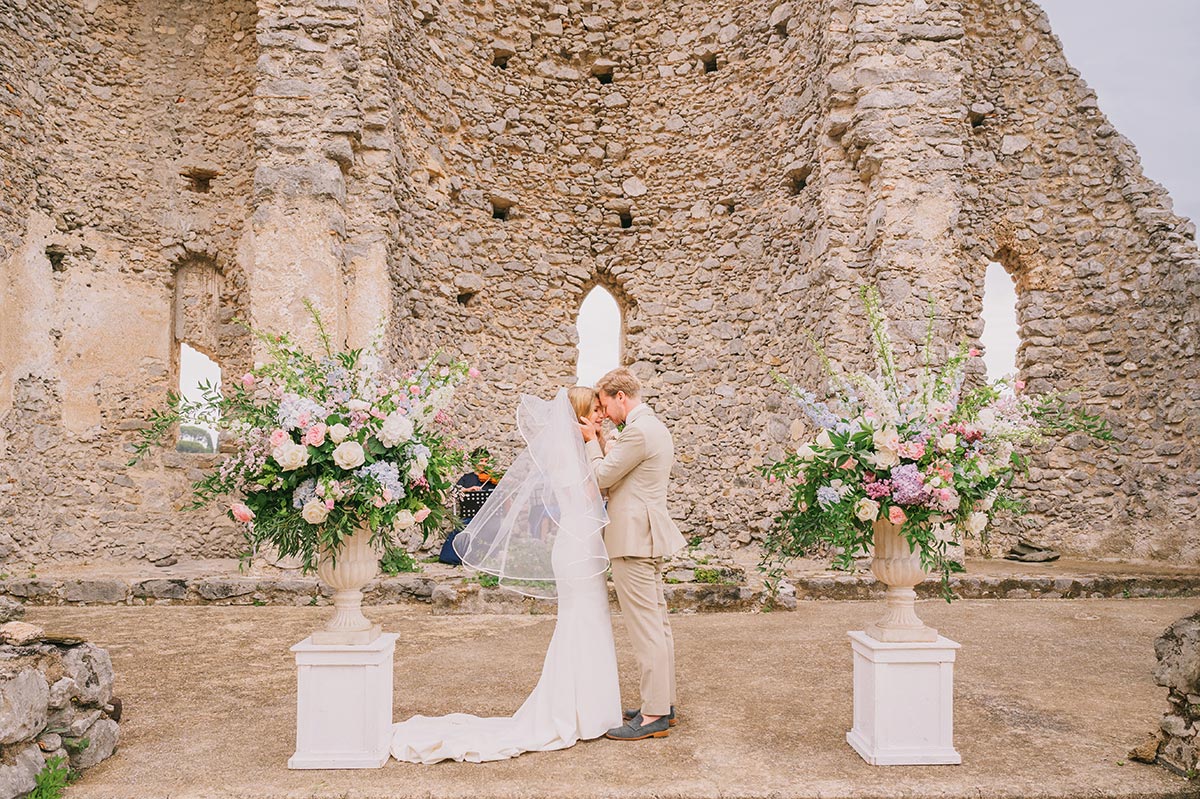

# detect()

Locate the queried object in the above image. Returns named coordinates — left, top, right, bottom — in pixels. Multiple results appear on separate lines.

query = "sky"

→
left=574, top=0, right=1199, bottom=384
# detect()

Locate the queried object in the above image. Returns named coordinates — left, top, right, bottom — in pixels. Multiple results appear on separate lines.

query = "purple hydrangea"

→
left=816, top=485, right=843, bottom=508
left=890, top=463, right=929, bottom=505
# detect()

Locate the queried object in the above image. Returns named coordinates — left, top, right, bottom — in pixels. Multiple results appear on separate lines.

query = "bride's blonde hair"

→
left=567, top=386, right=598, bottom=422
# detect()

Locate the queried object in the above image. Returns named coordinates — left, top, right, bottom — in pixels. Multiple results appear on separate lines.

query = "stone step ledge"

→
left=1, top=571, right=1197, bottom=614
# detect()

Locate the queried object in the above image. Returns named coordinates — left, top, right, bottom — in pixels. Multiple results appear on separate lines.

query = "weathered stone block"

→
left=67, top=718, right=120, bottom=770
left=63, top=643, right=114, bottom=707
left=0, top=669, right=49, bottom=745
left=64, top=579, right=128, bottom=604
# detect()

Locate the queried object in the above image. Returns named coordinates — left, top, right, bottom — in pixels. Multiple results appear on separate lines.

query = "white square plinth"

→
left=289, top=633, right=398, bottom=769
left=846, top=631, right=961, bottom=766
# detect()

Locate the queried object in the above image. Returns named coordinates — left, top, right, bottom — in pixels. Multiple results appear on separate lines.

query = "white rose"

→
left=867, top=447, right=900, bottom=469
left=301, top=499, right=329, bottom=524
left=332, top=441, right=366, bottom=470
left=347, top=399, right=371, bottom=412
left=872, top=426, right=901, bottom=452
left=854, top=498, right=880, bottom=523
left=272, top=441, right=310, bottom=471
left=329, top=423, right=351, bottom=444
left=964, top=511, right=988, bottom=536
left=408, top=459, right=426, bottom=480
left=977, top=493, right=996, bottom=512
left=977, top=408, right=996, bottom=429
left=393, top=509, right=416, bottom=530
left=815, top=429, right=833, bottom=448
left=796, top=443, right=816, bottom=461
left=378, top=411, right=415, bottom=448
left=937, top=432, right=957, bottom=452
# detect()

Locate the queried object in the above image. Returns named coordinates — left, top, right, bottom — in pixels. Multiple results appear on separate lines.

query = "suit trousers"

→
left=609, top=556, right=677, bottom=717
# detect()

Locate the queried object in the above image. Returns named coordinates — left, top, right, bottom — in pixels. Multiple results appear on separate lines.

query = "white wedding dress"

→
left=391, top=391, right=622, bottom=764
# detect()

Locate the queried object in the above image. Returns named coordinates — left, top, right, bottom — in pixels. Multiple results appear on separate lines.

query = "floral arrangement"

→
left=762, top=287, right=1112, bottom=599
left=131, top=306, right=479, bottom=571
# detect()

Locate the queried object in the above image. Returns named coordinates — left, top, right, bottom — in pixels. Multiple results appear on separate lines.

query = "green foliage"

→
left=693, top=567, right=731, bottom=585
left=379, top=546, right=421, bottom=575
left=28, top=756, right=75, bottom=799
left=62, top=737, right=89, bottom=754
left=475, top=573, right=500, bottom=588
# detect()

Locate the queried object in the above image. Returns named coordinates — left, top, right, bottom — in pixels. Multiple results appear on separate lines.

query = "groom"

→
left=580, top=368, right=687, bottom=741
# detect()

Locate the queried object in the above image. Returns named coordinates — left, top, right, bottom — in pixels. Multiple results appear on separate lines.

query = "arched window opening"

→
left=574, top=286, right=622, bottom=386
left=980, top=261, right=1020, bottom=382
left=177, top=342, right=221, bottom=453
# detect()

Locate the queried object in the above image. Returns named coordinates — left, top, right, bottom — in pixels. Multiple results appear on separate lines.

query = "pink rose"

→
left=888, top=506, right=907, bottom=525
left=372, top=496, right=386, bottom=508
left=324, top=498, right=335, bottom=510
left=409, top=385, right=422, bottom=395
left=231, top=503, right=255, bottom=523
left=468, top=367, right=481, bottom=379
left=968, top=347, right=981, bottom=357
left=269, top=429, right=288, bottom=448
left=241, top=373, right=255, bottom=388
left=304, top=423, right=327, bottom=447
left=413, top=507, right=431, bottom=523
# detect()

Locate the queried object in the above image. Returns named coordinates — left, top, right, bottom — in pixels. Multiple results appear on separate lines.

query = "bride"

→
left=391, top=387, right=622, bottom=764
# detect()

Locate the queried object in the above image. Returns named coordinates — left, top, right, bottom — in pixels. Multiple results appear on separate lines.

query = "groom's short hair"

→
left=596, top=368, right=641, bottom=399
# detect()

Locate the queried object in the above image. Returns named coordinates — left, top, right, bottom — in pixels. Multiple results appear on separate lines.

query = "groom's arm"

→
left=585, top=425, right=646, bottom=490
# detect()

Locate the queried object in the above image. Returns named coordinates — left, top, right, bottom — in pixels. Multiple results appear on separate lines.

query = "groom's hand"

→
left=578, top=417, right=598, bottom=442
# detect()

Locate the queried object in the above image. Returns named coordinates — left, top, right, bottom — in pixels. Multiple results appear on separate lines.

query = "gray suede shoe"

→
left=606, top=714, right=670, bottom=740
left=623, top=706, right=677, bottom=727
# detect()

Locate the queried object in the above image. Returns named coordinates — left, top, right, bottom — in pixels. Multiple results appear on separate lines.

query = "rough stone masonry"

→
left=0, top=0, right=1196, bottom=569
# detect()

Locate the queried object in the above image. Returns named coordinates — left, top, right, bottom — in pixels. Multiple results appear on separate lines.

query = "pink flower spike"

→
left=240, top=373, right=255, bottom=388
left=888, top=506, right=907, bottom=525
left=410, top=385, right=422, bottom=395
left=968, top=347, right=981, bottom=357
left=468, top=367, right=481, bottom=379
left=1015, top=380, right=1026, bottom=391
left=325, top=498, right=335, bottom=510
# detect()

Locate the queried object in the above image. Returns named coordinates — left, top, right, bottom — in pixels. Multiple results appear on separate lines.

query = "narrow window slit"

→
left=702, top=54, right=719, bottom=74
left=786, top=165, right=812, bottom=195
left=619, top=211, right=633, bottom=228
left=775, top=22, right=789, bottom=39
left=45, top=245, right=67, bottom=271
left=182, top=167, right=219, bottom=193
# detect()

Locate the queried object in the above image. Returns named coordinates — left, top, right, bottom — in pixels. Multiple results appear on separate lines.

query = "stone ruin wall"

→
left=0, top=0, right=1196, bottom=569
left=960, top=0, right=1199, bottom=559
left=0, top=0, right=258, bottom=564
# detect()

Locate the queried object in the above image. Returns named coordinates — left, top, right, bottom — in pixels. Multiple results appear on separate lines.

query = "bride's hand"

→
left=578, top=417, right=598, bottom=443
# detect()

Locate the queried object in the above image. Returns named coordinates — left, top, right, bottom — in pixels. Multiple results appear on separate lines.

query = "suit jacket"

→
left=585, top=404, right=687, bottom=559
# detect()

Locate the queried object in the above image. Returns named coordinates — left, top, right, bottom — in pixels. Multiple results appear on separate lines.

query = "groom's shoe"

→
left=623, top=706, right=677, bottom=727
left=605, top=714, right=670, bottom=741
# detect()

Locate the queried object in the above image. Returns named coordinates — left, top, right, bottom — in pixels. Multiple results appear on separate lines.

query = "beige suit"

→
left=586, top=403, right=686, bottom=717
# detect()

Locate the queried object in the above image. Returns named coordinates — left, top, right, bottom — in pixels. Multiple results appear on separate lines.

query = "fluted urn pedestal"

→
left=865, top=519, right=938, bottom=643
left=312, top=526, right=382, bottom=646
left=847, top=518, right=961, bottom=766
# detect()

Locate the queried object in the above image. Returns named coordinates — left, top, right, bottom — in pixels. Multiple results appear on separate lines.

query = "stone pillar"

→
left=830, top=0, right=970, bottom=365
left=248, top=0, right=397, bottom=353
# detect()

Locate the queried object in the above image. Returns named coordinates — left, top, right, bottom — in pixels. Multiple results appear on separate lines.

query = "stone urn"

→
left=312, top=525, right=382, bottom=646
left=865, top=518, right=938, bottom=643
